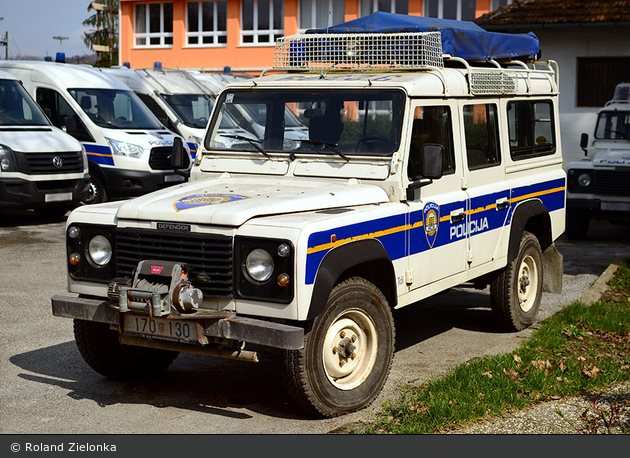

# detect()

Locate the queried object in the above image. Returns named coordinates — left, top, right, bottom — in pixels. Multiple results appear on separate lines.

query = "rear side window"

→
left=508, top=100, right=556, bottom=160
left=463, top=103, right=501, bottom=170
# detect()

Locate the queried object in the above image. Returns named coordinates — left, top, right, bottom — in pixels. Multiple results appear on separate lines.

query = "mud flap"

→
left=542, top=243, right=563, bottom=294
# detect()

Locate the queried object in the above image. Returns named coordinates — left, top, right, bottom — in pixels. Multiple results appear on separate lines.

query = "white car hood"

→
left=1, top=126, right=81, bottom=153
left=115, top=176, right=390, bottom=226
left=592, top=149, right=630, bottom=167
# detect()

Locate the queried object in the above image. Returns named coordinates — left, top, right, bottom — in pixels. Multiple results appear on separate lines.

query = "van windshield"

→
left=161, top=93, right=213, bottom=129
left=206, top=89, right=405, bottom=157
left=69, top=88, right=163, bottom=130
left=0, top=78, right=50, bottom=126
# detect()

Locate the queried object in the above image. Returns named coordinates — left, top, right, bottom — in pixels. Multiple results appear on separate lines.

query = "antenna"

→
left=53, top=36, right=69, bottom=52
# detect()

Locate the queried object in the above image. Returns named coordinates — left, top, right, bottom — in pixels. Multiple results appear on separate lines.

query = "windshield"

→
left=206, top=90, right=405, bottom=157
left=69, top=88, right=163, bottom=129
left=161, top=93, right=213, bottom=129
left=595, top=111, right=630, bottom=140
left=0, top=79, right=50, bottom=126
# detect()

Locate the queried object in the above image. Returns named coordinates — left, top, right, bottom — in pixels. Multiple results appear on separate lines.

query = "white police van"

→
left=103, top=65, right=259, bottom=158
left=565, top=82, right=630, bottom=239
left=51, top=13, right=566, bottom=418
left=0, top=60, right=189, bottom=205
left=0, top=69, right=89, bottom=217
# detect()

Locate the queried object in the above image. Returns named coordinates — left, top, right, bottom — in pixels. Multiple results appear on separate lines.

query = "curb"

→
left=579, top=257, right=626, bottom=305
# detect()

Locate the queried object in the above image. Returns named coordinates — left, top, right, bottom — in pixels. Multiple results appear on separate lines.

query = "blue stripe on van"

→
left=85, top=144, right=114, bottom=167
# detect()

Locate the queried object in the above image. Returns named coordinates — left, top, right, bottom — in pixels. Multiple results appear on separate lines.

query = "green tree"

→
left=82, top=1, right=119, bottom=67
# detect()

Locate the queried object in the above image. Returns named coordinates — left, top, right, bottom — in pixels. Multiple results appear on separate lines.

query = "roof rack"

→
left=273, top=32, right=444, bottom=71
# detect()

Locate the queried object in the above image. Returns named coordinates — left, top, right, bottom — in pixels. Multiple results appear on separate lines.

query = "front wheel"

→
left=490, top=231, right=543, bottom=331
left=73, top=319, right=178, bottom=380
left=82, top=174, right=107, bottom=205
left=282, top=277, right=395, bottom=417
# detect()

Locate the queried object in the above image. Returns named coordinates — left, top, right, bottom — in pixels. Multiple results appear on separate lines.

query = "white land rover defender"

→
left=51, top=13, right=566, bottom=418
left=565, top=82, right=630, bottom=239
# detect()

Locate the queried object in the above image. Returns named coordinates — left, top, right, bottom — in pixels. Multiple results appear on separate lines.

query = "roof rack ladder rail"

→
left=430, top=61, right=450, bottom=96
left=548, top=60, right=559, bottom=93
left=505, top=60, right=533, bottom=95
left=444, top=56, right=472, bottom=96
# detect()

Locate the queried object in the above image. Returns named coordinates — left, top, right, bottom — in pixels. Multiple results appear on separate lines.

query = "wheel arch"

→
left=508, top=199, right=552, bottom=263
left=307, top=239, right=397, bottom=320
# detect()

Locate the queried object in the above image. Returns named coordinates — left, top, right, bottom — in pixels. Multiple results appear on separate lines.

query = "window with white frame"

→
left=491, top=0, right=514, bottom=11
left=241, top=0, right=284, bottom=45
left=424, top=0, right=476, bottom=21
left=135, top=3, right=173, bottom=47
left=299, top=0, right=345, bottom=32
left=360, top=0, right=408, bottom=17
left=187, top=1, right=228, bottom=46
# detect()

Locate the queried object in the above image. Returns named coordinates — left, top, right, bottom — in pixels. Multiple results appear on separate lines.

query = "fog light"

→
left=69, top=253, right=81, bottom=266
left=277, top=273, right=290, bottom=287
left=277, top=243, right=291, bottom=258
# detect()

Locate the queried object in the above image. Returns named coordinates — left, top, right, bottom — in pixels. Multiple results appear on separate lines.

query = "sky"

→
left=0, top=1, right=100, bottom=60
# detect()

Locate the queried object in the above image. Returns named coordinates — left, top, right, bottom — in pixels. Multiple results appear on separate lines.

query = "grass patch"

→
left=360, top=259, right=630, bottom=434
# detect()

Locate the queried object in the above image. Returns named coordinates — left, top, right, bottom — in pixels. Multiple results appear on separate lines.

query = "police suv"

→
left=566, top=82, right=630, bottom=239
left=52, top=13, right=566, bottom=418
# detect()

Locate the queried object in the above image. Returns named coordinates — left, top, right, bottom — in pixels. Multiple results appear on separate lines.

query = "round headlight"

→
left=88, top=235, right=112, bottom=266
left=578, top=173, right=591, bottom=187
left=246, top=248, right=274, bottom=282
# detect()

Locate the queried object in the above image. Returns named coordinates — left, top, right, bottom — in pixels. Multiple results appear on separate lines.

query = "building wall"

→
left=119, top=0, right=493, bottom=72
left=532, top=25, right=630, bottom=167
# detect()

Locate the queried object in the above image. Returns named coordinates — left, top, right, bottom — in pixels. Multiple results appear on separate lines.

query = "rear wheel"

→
left=490, top=231, right=543, bottom=331
left=73, top=319, right=178, bottom=380
left=282, top=277, right=395, bottom=417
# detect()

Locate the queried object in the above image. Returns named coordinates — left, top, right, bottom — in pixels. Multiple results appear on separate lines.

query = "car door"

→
left=406, top=102, right=468, bottom=290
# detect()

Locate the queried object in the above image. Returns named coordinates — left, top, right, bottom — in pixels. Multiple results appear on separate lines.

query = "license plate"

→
left=123, top=315, right=199, bottom=343
left=601, top=202, right=630, bottom=212
left=45, top=192, right=72, bottom=202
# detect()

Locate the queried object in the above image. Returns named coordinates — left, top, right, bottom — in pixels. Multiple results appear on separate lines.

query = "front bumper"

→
left=0, top=175, right=90, bottom=210
left=567, top=197, right=630, bottom=217
left=52, top=295, right=304, bottom=356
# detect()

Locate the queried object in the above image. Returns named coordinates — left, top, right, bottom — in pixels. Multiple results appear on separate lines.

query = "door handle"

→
left=450, top=209, right=465, bottom=223
left=496, top=198, right=509, bottom=211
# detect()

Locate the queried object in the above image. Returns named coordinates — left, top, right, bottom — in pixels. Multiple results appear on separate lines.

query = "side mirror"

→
left=171, top=137, right=186, bottom=169
left=406, top=144, right=444, bottom=200
left=580, top=133, right=589, bottom=155
left=421, top=143, right=444, bottom=180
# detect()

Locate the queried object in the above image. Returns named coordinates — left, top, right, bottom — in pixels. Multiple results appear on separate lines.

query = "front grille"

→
left=115, top=228, right=234, bottom=298
left=16, top=151, right=84, bottom=175
left=149, top=146, right=190, bottom=170
left=594, top=170, right=630, bottom=196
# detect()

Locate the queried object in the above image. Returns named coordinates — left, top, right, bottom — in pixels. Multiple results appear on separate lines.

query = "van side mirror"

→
left=171, top=137, right=186, bottom=169
left=580, top=133, right=589, bottom=155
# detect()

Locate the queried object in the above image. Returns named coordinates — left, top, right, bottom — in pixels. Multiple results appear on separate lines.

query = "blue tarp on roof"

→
left=306, top=12, right=541, bottom=61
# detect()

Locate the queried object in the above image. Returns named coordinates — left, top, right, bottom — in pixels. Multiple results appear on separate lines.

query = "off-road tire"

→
left=281, top=277, right=395, bottom=418
left=73, top=319, right=178, bottom=380
left=490, top=231, right=543, bottom=331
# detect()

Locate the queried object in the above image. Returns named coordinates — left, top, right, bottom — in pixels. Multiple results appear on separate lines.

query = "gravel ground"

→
left=448, top=381, right=630, bottom=434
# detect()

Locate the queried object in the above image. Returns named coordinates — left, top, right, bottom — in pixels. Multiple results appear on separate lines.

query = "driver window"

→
left=36, top=87, right=93, bottom=142
left=408, top=105, right=455, bottom=179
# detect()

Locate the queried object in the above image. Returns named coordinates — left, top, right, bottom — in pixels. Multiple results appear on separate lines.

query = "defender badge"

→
left=423, top=202, right=440, bottom=248
left=174, top=193, right=250, bottom=212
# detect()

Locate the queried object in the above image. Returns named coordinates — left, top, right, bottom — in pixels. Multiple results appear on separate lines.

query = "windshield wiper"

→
left=221, top=134, right=271, bottom=159
left=299, top=139, right=349, bottom=161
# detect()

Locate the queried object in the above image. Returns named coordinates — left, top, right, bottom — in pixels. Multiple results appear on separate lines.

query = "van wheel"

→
left=82, top=175, right=107, bottom=205
left=490, top=231, right=543, bottom=331
left=73, top=319, right=178, bottom=380
left=565, top=208, right=590, bottom=240
left=282, top=277, right=395, bottom=417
